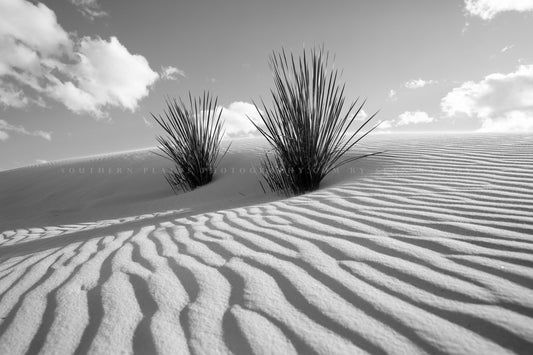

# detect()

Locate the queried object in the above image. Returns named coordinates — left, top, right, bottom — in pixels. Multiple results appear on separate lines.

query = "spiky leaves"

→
left=251, top=47, right=380, bottom=195
left=152, top=92, right=227, bottom=193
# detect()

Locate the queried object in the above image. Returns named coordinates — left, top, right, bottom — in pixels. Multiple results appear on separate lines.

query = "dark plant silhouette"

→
left=152, top=92, right=228, bottom=193
left=251, top=47, right=381, bottom=195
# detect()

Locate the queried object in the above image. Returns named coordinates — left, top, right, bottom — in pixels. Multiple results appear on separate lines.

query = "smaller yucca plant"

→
left=252, top=47, right=381, bottom=196
left=151, top=92, right=227, bottom=193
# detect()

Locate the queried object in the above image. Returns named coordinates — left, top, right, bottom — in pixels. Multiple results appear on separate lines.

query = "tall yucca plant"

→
left=252, top=47, right=381, bottom=195
left=152, top=92, right=227, bottom=193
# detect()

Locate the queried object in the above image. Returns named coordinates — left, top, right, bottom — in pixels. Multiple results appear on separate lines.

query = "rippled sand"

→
left=1, top=134, right=532, bottom=354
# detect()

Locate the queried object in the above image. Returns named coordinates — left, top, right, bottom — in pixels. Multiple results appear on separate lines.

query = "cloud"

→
left=462, top=21, right=470, bottom=35
left=69, top=0, right=107, bottom=20
left=501, top=44, right=515, bottom=53
left=397, top=111, right=434, bottom=126
left=404, top=79, right=437, bottom=89
left=142, top=116, right=154, bottom=127
left=0, top=0, right=70, bottom=56
left=465, top=0, right=533, bottom=20
left=218, top=102, right=371, bottom=137
left=377, top=121, right=392, bottom=130
left=479, top=111, right=533, bottom=132
left=160, top=66, right=186, bottom=80
left=388, top=89, right=397, bottom=101
left=220, top=102, right=263, bottom=137
left=441, top=64, right=533, bottom=131
left=62, top=36, right=159, bottom=115
left=0, top=82, right=28, bottom=108
left=153, top=101, right=262, bottom=137
left=0, top=119, right=51, bottom=141
left=0, top=0, right=159, bottom=117
left=370, top=111, right=434, bottom=130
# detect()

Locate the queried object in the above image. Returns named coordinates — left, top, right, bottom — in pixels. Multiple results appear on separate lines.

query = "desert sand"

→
left=1, top=133, right=532, bottom=354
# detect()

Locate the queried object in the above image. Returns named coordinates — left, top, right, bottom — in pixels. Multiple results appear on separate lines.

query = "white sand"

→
left=1, top=133, right=532, bottom=354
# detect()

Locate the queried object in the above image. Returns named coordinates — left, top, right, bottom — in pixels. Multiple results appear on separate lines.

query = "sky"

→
left=1, top=0, right=533, bottom=170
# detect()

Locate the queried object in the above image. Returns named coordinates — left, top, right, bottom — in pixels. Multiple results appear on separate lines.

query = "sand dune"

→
left=1, top=133, right=533, bottom=354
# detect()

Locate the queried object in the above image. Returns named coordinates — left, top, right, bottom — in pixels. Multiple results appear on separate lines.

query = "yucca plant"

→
left=151, top=92, right=227, bottom=193
left=251, top=47, right=381, bottom=196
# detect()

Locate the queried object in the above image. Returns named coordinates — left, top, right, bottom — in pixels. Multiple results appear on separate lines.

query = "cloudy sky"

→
left=1, top=0, right=533, bottom=170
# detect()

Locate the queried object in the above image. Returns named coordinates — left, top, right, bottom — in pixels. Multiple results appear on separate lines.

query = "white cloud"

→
left=218, top=102, right=371, bottom=137
left=397, top=111, right=434, bottom=126
left=47, top=80, right=97, bottom=114
left=465, top=0, right=533, bottom=20
left=160, top=66, right=186, bottom=80
left=0, top=0, right=70, bottom=55
left=441, top=64, right=533, bottom=132
left=69, top=0, right=107, bottom=20
left=63, top=36, right=159, bottom=115
left=142, top=116, right=154, bottom=127
left=220, top=102, right=263, bottom=137
left=479, top=111, right=533, bottom=132
left=0, top=0, right=159, bottom=117
left=377, top=120, right=392, bottom=130
left=404, top=79, right=437, bottom=89
left=0, top=119, right=51, bottom=141
left=49, top=36, right=159, bottom=116
left=501, top=44, right=515, bottom=53
left=462, top=21, right=470, bottom=35
left=0, top=83, right=28, bottom=108
left=388, top=89, right=397, bottom=101
left=349, top=108, right=369, bottom=123
left=442, top=80, right=488, bottom=118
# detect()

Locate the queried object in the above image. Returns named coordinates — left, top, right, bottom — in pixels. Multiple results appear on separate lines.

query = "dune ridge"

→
left=1, top=133, right=532, bottom=354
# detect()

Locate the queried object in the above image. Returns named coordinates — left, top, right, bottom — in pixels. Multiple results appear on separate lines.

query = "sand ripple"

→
left=1, top=134, right=533, bottom=354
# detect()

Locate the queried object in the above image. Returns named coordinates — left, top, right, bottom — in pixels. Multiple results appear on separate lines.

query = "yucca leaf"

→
left=151, top=92, right=227, bottom=192
left=251, top=47, right=380, bottom=195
